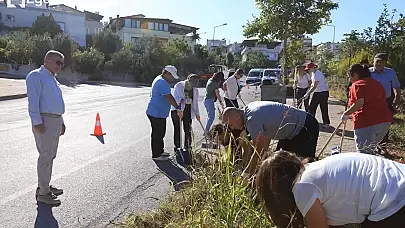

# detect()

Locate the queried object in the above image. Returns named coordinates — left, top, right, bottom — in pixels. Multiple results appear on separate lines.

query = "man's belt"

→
left=40, top=113, right=62, bottom=118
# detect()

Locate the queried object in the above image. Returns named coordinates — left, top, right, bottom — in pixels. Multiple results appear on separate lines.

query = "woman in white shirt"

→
left=293, top=66, right=311, bottom=112
left=223, top=69, right=244, bottom=108
left=171, top=74, right=200, bottom=150
left=256, top=150, right=405, bottom=228
left=303, top=62, right=331, bottom=127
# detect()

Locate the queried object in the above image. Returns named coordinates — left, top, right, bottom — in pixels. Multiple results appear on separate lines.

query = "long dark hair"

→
left=348, top=63, right=371, bottom=79
left=211, top=72, right=225, bottom=86
left=256, top=150, right=306, bottom=228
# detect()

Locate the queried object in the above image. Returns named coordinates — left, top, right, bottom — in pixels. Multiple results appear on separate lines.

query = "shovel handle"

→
left=317, top=121, right=344, bottom=160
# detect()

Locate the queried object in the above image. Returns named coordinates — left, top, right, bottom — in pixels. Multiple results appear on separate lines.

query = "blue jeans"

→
left=204, top=99, right=215, bottom=133
left=354, top=122, right=391, bottom=154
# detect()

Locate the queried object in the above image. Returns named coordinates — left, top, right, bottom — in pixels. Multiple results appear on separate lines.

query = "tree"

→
left=226, top=52, right=234, bottom=68
left=53, top=33, right=78, bottom=67
left=31, top=14, right=63, bottom=38
left=92, top=29, right=122, bottom=61
left=72, top=47, right=104, bottom=79
left=312, top=44, right=334, bottom=75
left=243, top=0, right=339, bottom=82
left=5, top=31, right=33, bottom=64
left=241, top=52, right=274, bottom=70
left=282, top=39, right=306, bottom=68
left=164, top=39, right=192, bottom=73
left=105, top=42, right=134, bottom=76
left=29, top=34, right=54, bottom=67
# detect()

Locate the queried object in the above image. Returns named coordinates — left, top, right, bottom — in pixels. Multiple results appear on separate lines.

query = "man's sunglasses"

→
left=55, top=60, right=64, bottom=66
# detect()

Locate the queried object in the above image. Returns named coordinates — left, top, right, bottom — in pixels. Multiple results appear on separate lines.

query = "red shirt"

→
left=348, top=77, right=392, bottom=129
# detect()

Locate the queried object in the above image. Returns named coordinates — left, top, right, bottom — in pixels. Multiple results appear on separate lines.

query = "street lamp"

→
left=325, top=24, right=336, bottom=52
left=212, top=23, right=227, bottom=42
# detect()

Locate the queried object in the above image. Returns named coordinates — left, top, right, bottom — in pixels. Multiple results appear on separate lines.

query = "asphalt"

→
left=0, top=82, right=353, bottom=228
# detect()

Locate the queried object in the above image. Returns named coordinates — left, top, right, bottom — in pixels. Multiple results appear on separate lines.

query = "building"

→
left=84, top=10, right=104, bottom=35
left=227, top=42, right=243, bottom=54
left=108, top=14, right=199, bottom=49
left=206, top=39, right=227, bottom=52
left=240, top=38, right=282, bottom=62
left=0, top=1, right=101, bottom=47
left=302, top=36, right=312, bottom=52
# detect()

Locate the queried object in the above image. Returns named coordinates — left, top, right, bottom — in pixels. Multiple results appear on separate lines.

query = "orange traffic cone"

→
left=91, top=113, right=106, bottom=136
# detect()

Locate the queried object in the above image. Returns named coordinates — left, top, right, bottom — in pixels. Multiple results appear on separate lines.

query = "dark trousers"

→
left=171, top=106, right=192, bottom=149
left=360, top=205, right=405, bottom=228
left=276, top=113, right=319, bottom=159
left=224, top=97, right=239, bottom=108
left=380, top=96, right=395, bottom=145
left=147, top=114, right=166, bottom=158
left=296, top=87, right=310, bottom=112
left=309, top=91, right=331, bottom=125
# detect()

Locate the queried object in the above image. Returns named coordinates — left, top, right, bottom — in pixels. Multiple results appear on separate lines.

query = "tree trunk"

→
left=282, top=38, right=289, bottom=85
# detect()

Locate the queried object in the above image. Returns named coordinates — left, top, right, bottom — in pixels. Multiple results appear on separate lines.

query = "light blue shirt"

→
left=26, top=66, right=65, bottom=125
left=145, top=75, right=171, bottom=118
left=370, top=67, right=401, bottom=98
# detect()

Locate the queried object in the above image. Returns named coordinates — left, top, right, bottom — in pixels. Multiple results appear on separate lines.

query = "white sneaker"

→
left=153, top=156, right=169, bottom=161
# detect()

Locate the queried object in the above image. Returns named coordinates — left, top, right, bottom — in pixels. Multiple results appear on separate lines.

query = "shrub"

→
left=30, top=33, right=53, bottom=67
left=92, top=29, right=122, bottom=61
left=105, top=43, right=134, bottom=73
left=72, top=48, right=104, bottom=79
left=53, top=33, right=78, bottom=67
left=5, top=31, right=33, bottom=64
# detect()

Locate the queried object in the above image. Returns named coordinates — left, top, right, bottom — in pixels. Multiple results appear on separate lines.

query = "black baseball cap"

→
left=374, top=53, right=388, bottom=61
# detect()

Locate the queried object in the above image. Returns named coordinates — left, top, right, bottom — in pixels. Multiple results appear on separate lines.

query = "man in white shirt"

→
left=303, top=62, right=331, bottom=127
left=223, top=69, right=244, bottom=108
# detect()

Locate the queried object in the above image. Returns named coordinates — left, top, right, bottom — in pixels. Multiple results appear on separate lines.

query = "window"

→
left=154, top=23, right=159, bottom=30
left=56, top=22, right=65, bottom=32
left=136, top=20, right=141, bottom=28
left=159, top=23, right=163, bottom=31
left=124, top=19, right=131, bottom=27
left=131, top=37, right=139, bottom=42
left=164, top=24, right=168, bottom=31
left=148, top=22, right=154, bottom=30
left=131, top=20, right=141, bottom=28
left=6, top=15, right=15, bottom=21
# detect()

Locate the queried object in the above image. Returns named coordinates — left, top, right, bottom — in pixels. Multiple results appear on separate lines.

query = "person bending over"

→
left=221, top=101, right=319, bottom=181
left=256, top=151, right=405, bottom=228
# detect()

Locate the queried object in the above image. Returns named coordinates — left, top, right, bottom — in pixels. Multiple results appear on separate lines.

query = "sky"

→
left=49, top=0, right=405, bottom=45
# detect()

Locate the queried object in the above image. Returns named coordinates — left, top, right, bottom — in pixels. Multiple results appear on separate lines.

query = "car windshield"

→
left=248, top=71, right=262, bottom=77
left=264, top=70, right=280, bottom=77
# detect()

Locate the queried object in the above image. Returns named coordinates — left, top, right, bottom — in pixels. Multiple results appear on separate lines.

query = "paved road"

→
left=0, top=82, right=354, bottom=228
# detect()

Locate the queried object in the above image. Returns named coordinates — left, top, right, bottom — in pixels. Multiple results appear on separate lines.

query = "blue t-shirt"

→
left=146, top=76, right=171, bottom=118
left=370, top=67, right=401, bottom=98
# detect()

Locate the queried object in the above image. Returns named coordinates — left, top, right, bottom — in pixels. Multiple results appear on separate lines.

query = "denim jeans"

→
left=204, top=98, right=215, bottom=133
left=354, top=122, right=391, bottom=154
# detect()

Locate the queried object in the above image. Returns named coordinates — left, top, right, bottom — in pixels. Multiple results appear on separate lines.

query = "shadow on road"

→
left=34, top=202, right=59, bottom=228
left=95, top=135, right=105, bottom=144
left=154, top=160, right=190, bottom=191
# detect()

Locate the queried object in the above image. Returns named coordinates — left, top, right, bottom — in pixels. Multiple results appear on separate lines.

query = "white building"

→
left=84, top=10, right=103, bottom=35
left=227, top=42, right=243, bottom=54
left=240, top=39, right=282, bottom=62
left=316, top=42, right=342, bottom=57
left=108, top=14, right=199, bottom=49
left=207, top=39, right=227, bottom=52
left=0, top=2, right=90, bottom=46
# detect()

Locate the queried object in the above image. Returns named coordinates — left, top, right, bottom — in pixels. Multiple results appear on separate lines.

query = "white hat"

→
left=164, top=65, right=179, bottom=79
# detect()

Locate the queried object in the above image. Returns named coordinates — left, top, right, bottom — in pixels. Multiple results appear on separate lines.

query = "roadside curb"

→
left=0, top=93, right=27, bottom=101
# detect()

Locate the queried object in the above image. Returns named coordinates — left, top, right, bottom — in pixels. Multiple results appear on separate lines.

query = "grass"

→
left=115, top=144, right=274, bottom=228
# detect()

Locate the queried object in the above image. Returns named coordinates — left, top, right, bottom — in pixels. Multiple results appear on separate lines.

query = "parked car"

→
left=260, top=68, right=287, bottom=104
left=261, top=68, right=282, bottom=85
left=246, top=68, right=264, bottom=85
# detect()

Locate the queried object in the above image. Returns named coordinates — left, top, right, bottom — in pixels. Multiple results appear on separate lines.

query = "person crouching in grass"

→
left=256, top=151, right=405, bottom=228
left=210, top=123, right=253, bottom=169
left=341, top=64, right=392, bottom=154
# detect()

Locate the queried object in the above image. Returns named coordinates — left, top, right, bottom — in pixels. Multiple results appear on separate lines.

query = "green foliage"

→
left=4, top=32, right=33, bottom=64
left=72, top=48, right=104, bottom=77
left=105, top=43, right=134, bottom=73
left=244, top=0, right=339, bottom=78
left=282, top=39, right=306, bottom=68
left=241, top=52, right=276, bottom=70
left=92, top=29, right=122, bottom=61
left=31, top=13, right=63, bottom=38
left=29, top=34, right=54, bottom=67
left=52, top=33, right=78, bottom=67
left=226, top=52, right=235, bottom=68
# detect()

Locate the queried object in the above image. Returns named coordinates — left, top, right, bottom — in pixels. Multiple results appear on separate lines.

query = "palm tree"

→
left=191, top=31, right=200, bottom=42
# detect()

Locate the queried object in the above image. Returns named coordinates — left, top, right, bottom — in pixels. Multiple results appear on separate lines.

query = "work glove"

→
left=340, top=114, right=350, bottom=122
